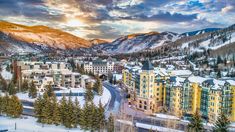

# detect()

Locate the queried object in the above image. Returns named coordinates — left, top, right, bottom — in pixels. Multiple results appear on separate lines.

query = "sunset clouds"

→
left=0, top=0, right=234, bottom=40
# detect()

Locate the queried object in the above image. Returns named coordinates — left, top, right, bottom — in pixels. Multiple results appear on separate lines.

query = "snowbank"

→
left=0, top=116, right=83, bottom=132
left=136, top=122, right=183, bottom=132
left=155, top=113, right=180, bottom=120
left=17, top=87, right=111, bottom=108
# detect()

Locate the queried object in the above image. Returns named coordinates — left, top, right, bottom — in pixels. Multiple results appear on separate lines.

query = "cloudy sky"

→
left=0, top=0, right=235, bottom=41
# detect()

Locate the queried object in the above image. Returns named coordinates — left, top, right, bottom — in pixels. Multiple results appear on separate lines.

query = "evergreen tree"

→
left=59, top=95, right=67, bottom=125
left=2, top=94, right=10, bottom=114
left=64, top=96, right=76, bottom=128
left=108, top=113, right=115, bottom=132
left=41, top=93, right=53, bottom=124
left=28, top=81, right=37, bottom=98
left=109, top=74, right=113, bottom=84
left=45, top=82, right=54, bottom=97
left=79, top=104, right=86, bottom=129
left=113, top=75, right=117, bottom=85
left=217, top=56, right=223, bottom=64
left=74, top=97, right=81, bottom=127
left=34, top=95, right=43, bottom=122
left=96, top=100, right=105, bottom=130
left=80, top=102, right=94, bottom=129
left=217, top=70, right=221, bottom=78
left=0, top=75, right=7, bottom=92
left=187, top=110, right=204, bottom=132
left=68, top=59, right=76, bottom=72
left=21, top=79, right=29, bottom=92
left=8, top=81, right=16, bottom=95
left=85, top=85, right=94, bottom=102
left=93, top=76, right=103, bottom=96
left=0, top=96, right=3, bottom=114
left=213, top=113, right=230, bottom=132
left=6, top=64, right=11, bottom=72
left=7, top=95, right=23, bottom=118
left=52, top=95, right=60, bottom=125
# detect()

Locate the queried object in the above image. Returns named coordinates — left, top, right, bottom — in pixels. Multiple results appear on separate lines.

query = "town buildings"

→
left=81, top=57, right=123, bottom=75
left=122, top=60, right=235, bottom=123
left=14, top=61, right=94, bottom=92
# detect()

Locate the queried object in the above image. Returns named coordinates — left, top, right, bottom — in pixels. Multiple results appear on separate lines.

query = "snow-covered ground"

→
left=16, top=87, right=111, bottom=108
left=1, top=65, right=12, bottom=80
left=136, top=122, right=183, bottom=132
left=155, top=113, right=180, bottom=120
left=0, top=116, right=83, bottom=132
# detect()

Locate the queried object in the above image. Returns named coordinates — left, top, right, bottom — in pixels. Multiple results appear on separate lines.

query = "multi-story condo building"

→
left=122, top=60, right=235, bottom=123
left=82, top=57, right=117, bottom=75
left=14, top=61, right=85, bottom=91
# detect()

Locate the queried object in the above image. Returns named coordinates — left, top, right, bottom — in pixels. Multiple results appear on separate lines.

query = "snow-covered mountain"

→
left=177, top=24, right=235, bottom=54
left=1, top=20, right=234, bottom=55
left=92, top=31, right=180, bottom=54
left=89, top=39, right=109, bottom=46
left=0, top=21, right=91, bottom=53
left=181, top=28, right=221, bottom=37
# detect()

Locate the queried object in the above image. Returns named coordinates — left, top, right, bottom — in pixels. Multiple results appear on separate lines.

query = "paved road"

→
left=21, top=100, right=35, bottom=116
left=103, top=82, right=124, bottom=113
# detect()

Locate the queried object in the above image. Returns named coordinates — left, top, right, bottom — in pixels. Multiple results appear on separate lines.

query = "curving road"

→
left=103, top=82, right=124, bottom=114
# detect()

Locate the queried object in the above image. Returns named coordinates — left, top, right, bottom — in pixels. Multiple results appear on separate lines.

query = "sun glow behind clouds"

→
left=67, top=19, right=86, bottom=27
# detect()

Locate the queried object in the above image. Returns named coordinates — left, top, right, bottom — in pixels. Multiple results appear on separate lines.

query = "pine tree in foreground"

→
left=187, top=110, right=204, bottom=132
left=8, top=81, right=16, bottom=95
left=28, top=81, right=37, bottom=98
left=85, top=85, right=94, bottom=102
left=7, top=95, right=23, bottom=118
left=213, top=112, right=230, bottom=132
left=34, top=95, right=43, bottom=122
left=108, top=113, right=115, bottom=132
left=74, top=97, right=81, bottom=127
left=52, top=95, right=60, bottom=126
left=41, top=95, right=53, bottom=124
left=59, top=95, right=67, bottom=126
left=97, top=100, right=105, bottom=130
left=45, top=82, right=55, bottom=97
left=21, top=79, right=29, bottom=92
left=93, top=76, right=103, bottom=96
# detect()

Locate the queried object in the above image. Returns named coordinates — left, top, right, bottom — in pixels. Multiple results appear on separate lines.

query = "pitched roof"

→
left=142, top=60, right=154, bottom=70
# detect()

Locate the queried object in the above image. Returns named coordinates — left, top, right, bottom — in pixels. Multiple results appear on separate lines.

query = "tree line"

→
left=34, top=83, right=114, bottom=131
left=0, top=94, right=23, bottom=118
left=0, top=73, right=37, bottom=98
left=187, top=110, right=230, bottom=132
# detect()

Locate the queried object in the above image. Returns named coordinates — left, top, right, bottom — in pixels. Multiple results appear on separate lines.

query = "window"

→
left=144, top=106, right=147, bottom=110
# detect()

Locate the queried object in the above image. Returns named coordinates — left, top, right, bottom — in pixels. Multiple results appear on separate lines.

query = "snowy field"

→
left=17, top=87, right=111, bottom=107
left=1, top=65, right=12, bottom=80
left=0, top=116, right=84, bottom=132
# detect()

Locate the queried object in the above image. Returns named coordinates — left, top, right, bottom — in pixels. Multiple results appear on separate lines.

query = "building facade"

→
left=122, top=61, right=235, bottom=123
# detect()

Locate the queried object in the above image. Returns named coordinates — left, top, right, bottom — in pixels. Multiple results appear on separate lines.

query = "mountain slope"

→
left=181, top=28, right=221, bottom=37
left=90, top=39, right=109, bottom=45
left=93, top=31, right=179, bottom=54
left=0, top=21, right=91, bottom=53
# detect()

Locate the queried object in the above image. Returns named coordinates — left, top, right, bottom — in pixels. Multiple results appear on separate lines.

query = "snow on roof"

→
left=154, top=68, right=168, bottom=76
left=226, top=80, right=235, bottom=86
left=81, top=75, right=90, bottom=79
left=174, top=77, right=185, bottom=86
left=171, top=70, right=192, bottom=77
left=188, top=76, right=208, bottom=84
